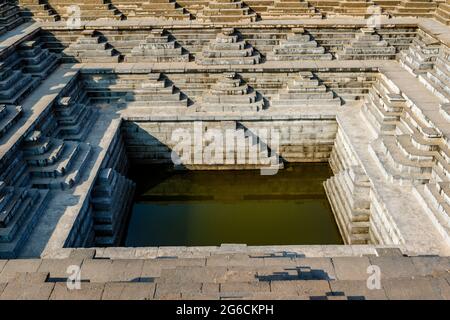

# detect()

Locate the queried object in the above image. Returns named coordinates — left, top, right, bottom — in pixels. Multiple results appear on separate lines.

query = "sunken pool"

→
left=123, top=164, right=343, bottom=246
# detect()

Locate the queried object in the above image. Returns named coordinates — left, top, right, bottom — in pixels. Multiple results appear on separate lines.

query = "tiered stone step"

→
left=0, top=181, right=49, bottom=258
left=127, top=28, right=189, bottom=62
left=372, top=0, right=401, bottom=13
left=21, top=131, right=92, bottom=190
left=198, top=0, right=257, bottom=23
left=241, top=0, right=273, bottom=13
left=308, top=0, right=340, bottom=15
left=0, top=104, right=23, bottom=140
left=17, top=40, right=60, bottom=80
left=137, top=0, right=191, bottom=20
left=398, top=29, right=440, bottom=75
left=336, top=27, right=396, bottom=60
left=52, top=96, right=98, bottom=142
left=324, top=165, right=371, bottom=244
left=125, top=72, right=188, bottom=110
left=18, top=0, right=60, bottom=21
left=334, top=0, right=377, bottom=17
left=415, top=181, right=450, bottom=242
left=392, top=0, right=437, bottom=17
left=0, top=62, right=39, bottom=105
left=0, top=0, right=24, bottom=32
left=198, top=28, right=261, bottom=65
left=47, top=0, right=125, bottom=20
left=63, top=30, right=120, bottom=63
left=271, top=72, right=341, bottom=109
left=262, top=0, right=322, bottom=18
left=421, top=47, right=450, bottom=102
left=200, top=72, right=264, bottom=112
left=362, top=78, right=406, bottom=134
left=267, top=28, right=332, bottom=61
left=434, top=0, right=450, bottom=25
left=90, top=168, right=135, bottom=246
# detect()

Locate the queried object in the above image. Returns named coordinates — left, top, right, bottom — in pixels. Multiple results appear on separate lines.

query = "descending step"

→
left=392, top=0, right=437, bottom=17
left=127, top=28, right=189, bottom=62
left=200, top=72, right=265, bottom=112
left=263, top=0, right=322, bottom=18
left=0, top=62, right=39, bottom=105
left=271, top=72, right=341, bottom=109
left=0, top=181, right=49, bottom=258
left=267, top=28, right=332, bottom=61
left=18, top=0, right=60, bottom=21
left=198, top=0, right=257, bottom=23
left=198, top=28, right=261, bottom=65
left=90, top=168, right=135, bottom=246
left=52, top=96, right=98, bottom=142
left=0, top=104, right=23, bottom=140
left=398, top=29, right=440, bottom=75
left=63, top=30, right=121, bottom=63
left=336, top=27, right=396, bottom=60
left=420, top=46, right=450, bottom=102
left=21, top=131, right=92, bottom=190
left=46, top=0, right=125, bottom=21
left=138, top=0, right=191, bottom=20
left=125, top=72, right=188, bottom=110
left=0, top=0, right=24, bottom=33
left=17, top=40, right=60, bottom=80
left=434, top=0, right=450, bottom=25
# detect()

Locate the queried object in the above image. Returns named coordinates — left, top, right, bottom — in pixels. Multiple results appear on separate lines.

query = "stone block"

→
left=332, top=257, right=372, bottom=280
left=102, top=282, right=156, bottom=300
left=50, top=282, right=105, bottom=300
left=330, top=280, right=387, bottom=300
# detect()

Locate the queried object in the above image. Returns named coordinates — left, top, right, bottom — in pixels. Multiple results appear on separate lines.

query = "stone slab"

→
left=102, top=282, right=156, bottom=300
left=330, top=280, right=388, bottom=300
left=332, top=257, right=372, bottom=280
left=50, top=282, right=105, bottom=300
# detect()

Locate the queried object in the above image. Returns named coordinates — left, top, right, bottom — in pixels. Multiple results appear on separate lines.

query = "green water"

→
left=123, top=164, right=343, bottom=246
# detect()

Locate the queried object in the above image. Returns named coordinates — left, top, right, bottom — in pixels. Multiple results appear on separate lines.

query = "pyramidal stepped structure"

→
left=268, top=28, right=332, bottom=61
left=271, top=72, right=341, bottom=108
left=264, top=0, right=322, bottom=18
left=201, top=72, right=264, bottom=112
left=125, top=73, right=188, bottom=110
left=198, top=28, right=261, bottom=65
left=127, top=28, right=189, bottom=62
left=198, top=0, right=257, bottom=23
left=63, top=30, right=120, bottom=63
left=336, top=27, right=396, bottom=60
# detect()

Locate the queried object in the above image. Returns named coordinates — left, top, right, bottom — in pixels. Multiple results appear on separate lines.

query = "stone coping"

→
left=40, top=16, right=421, bottom=30
left=41, top=244, right=410, bottom=259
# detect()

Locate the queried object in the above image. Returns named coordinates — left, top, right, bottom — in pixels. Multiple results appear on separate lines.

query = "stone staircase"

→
left=398, top=29, right=441, bottom=76
left=334, top=0, right=377, bottom=17
left=0, top=0, right=23, bottom=34
left=90, top=168, right=135, bottom=246
left=127, top=28, right=189, bottom=62
left=63, top=30, right=121, bottom=63
left=435, top=0, right=450, bottom=25
left=47, top=0, right=125, bottom=21
left=392, top=0, right=437, bottom=17
left=324, top=165, right=371, bottom=244
left=18, top=0, right=60, bottom=22
left=200, top=72, right=265, bottom=112
left=21, top=130, right=92, bottom=190
left=336, top=27, right=396, bottom=60
left=0, top=104, right=22, bottom=140
left=271, top=72, right=341, bottom=109
left=137, top=0, right=191, bottom=20
left=419, top=46, right=450, bottom=102
left=17, top=40, right=60, bottom=80
left=52, top=94, right=98, bottom=142
left=0, top=181, right=50, bottom=258
left=263, top=0, right=322, bottom=18
left=124, top=72, right=189, bottom=111
left=198, top=0, right=257, bottom=23
left=267, top=28, right=332, bottom=61
left=198, top=28, right=261, bottom=65
left=0, top=61, right=39, bottom=105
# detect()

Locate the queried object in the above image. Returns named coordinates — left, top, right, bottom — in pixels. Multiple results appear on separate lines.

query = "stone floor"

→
left=0, top=248, right=449, bottom=300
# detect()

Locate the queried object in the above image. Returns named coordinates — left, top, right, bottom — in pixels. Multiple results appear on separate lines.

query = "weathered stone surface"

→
left=332, top=257, right=372, bottom=280
left=330, top=280, right=388, bottom=300
left=102, top=282, right=156, bottom=300
left=50, top=282, right=105, bottom=300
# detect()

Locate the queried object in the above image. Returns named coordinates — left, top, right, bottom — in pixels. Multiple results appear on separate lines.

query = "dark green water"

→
left=123, top=164, right=343, bottom=246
